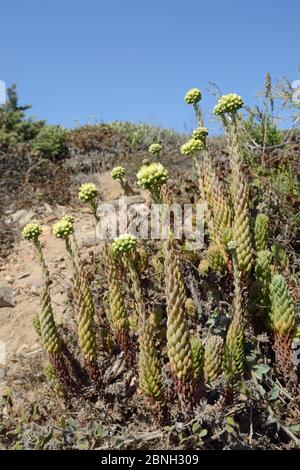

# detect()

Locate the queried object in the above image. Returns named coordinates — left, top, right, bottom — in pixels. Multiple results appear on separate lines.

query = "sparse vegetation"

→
left=0, top=77, right=300, bottom=451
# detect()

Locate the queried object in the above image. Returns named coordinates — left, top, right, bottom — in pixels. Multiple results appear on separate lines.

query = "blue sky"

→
left=1, top=0, right=299, bottom=133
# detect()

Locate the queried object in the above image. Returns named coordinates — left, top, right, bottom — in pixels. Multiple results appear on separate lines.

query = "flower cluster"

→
left=180, top=138, right=204, bottom=156
left=52, top=216, right=74, bottom=239
left=111, top=166, right=125, bottom=181
left=112, top=234, right=137, bottom=256
left=78, top=182, right=98, bottom=202
left=148, top=143, right=162, bottom=157
left=214, top=93, right=243, bottom=116
left=192, top=126, right=208, bottom=142
left=184, top=88, right=202, bottom=105
left=136, top=162, right=168, bottom=190
left=22, top=223, right=42, bottom=241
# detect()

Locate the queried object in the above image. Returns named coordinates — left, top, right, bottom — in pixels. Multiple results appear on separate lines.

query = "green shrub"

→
left=31, top=125, right=69, bottom=159
left=244, top=114, right=282, bottom=148
left=0, top=84, right=44, bottom=150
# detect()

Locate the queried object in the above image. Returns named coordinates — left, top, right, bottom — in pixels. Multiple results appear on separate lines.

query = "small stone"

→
left=0, top=286, right=15, bottom=308
left=17, top=273, right=30, bottom=280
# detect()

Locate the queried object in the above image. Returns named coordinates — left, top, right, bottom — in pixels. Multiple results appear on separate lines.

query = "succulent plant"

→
left=271, top=243, right=289, bottom=273
left=204, top=335, right=223, bottom=383
left=270, top=274, right=295, bottom=335
left=254, top=213, right=269, bottom=252
left=139, top=314, right=163, bottom=400
left=184, top=88, right=202, bottom=105
left=255, top=250, right=272, bottom=317
left=164, top=238, right=194, bottom=403
left=107, top=249, right=133, bottom=366
left=207, top=244, right=227, bottom=273
left=214, top=93, right=243, bottom=116
left=190, top=337, right=204, bottom=380
left=23, top=222, right=76, bottom=393
left=233, top=178, right=253, bottom=273
left=223, top=315, right=244, bottom=383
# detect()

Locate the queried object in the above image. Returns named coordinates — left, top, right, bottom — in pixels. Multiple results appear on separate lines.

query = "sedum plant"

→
left=270, top=273, right=296, bottom=385
left=53, top=216, right=101, bottom=385
left=190, top=336, right=204, bottom=381
left=22, top=224, right=75, bottom=393
left=107, top=246, right=133, bottom=367
left=254, top=213, right=269, bottom=252
left=164, top=237, right=194, bottom=408
left=204, top=335, right=223, bottom=384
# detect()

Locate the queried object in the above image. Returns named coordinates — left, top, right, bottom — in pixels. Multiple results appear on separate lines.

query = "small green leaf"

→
left=192, top=422, right=201, bottom=434
left=268, top=387, right=280, bottom=401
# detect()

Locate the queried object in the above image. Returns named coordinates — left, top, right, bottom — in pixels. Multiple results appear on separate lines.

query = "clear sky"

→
left=1, top=0, right=299, bottom=133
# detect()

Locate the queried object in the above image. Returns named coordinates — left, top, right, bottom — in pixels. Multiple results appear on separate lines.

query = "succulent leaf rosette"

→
left=22, top=223, right=42, bottom=242
left=52, top=216, right=74, bottom=239
left=180, top=138, right=204, bottom=156
left=112, top=234, right=137, bottom=257
left=78, top=182, right=98, bottom=203
left=184, top=88, right=202, bottom=105
left=148, top=143, right=162, bottom=157
left=111, top=166, right=125, bottom=181
left=214, top=93, right=243, bottom=116
left=136, top=162, right=168, bottom=191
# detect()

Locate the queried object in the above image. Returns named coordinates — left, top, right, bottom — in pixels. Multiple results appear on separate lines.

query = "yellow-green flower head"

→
left=78, top=182, right=98, bottom=203
left=184, top=88, right=202, bottom=105
left=52, top=217, right=74, bottom=239
left=148, top=143, right=162, bottom=156
left=111, top=166, right=125, bottom=181
left=63, top=215, right=75, bottom=225
left=112, top=233, right=137, bottom=256
left=214, top=93, right=243, bottom=115
left=192, top=127, right=208, bottom=142
left=22, top=223, right=42, bottom=241
left=136, top=162, right=168, bottom=190
left=180, top=138, right=204, bottom=156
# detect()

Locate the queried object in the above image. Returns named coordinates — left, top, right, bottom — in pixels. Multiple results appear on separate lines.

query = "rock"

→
left=43, top=215, right=57, bottom=224
left=44, top=203, right=54, bottom=214
left=80, top=232, right=98, bottom=248
left=17, top=273, right=30, bottom=280
left=11, top=209, right=35, bottom=226
left=0, top=286, right=15, bottom=308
